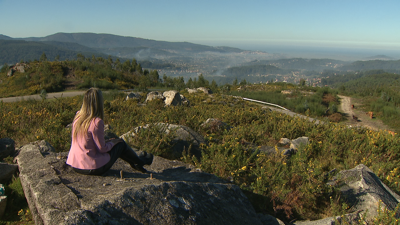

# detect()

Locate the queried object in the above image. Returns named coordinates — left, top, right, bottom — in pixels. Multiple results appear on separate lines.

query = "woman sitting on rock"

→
left=66, top=88, right=153, bottom=175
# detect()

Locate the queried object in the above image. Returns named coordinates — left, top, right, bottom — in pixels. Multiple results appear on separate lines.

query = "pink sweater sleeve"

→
left=91, top=118, right=115, bottom=153
left=66, top=117, right=116, bottom=169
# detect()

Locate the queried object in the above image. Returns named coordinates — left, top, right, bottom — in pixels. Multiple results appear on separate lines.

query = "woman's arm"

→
left=92, top=118, right=116, bottom=153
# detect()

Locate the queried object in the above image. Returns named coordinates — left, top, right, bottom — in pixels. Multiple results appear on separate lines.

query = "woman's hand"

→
left=107, top=138, right=124, bottom=144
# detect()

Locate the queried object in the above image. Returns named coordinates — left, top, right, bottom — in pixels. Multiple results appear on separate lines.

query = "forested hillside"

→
left=0, top=56, right=215, bottom=98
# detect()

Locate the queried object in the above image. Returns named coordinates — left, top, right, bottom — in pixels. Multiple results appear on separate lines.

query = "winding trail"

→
left=338, top=95, right=391, bottom=131
left=0, top=91, right=86, bottom=103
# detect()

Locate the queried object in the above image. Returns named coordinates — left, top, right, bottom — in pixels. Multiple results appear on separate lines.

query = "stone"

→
left=258, top=145, right=294, bottom=157
left=126, top=92, right=142, bottom=101
left=258, top=213, right=286, bottom=225
left=186, top=88, right=198, bottom=94
left=294, top=212, right=361, bottom=225
left=327, top=164, right=400, bottom=221
left=7, top=69, right=13, bottom=77
left=0, top=196, right=6, bottom=219
left=121, top=123, right=206, bottom=159
left=290, top=137, right=309, bottom=150
left=180, top=94, right=190, bottom=106
left=0, top=138, right=15, bottom=160
left=17, top=140, right=270, bottom=225
left=197, top=87, right=213, bottom=94
left=163, top=90, right=182, bottom=106
left=200, top=118, right=232, bottom=132
left=0, top=163, right=18, bottom=183
left=278, top=138, right=291, bottom=146
left=145, top=91, right=164, bottom=102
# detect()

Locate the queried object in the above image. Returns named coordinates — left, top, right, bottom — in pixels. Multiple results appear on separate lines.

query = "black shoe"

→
left=132, top=164, right=148, bottom=173
left=139, top=152, right=154, bottom=166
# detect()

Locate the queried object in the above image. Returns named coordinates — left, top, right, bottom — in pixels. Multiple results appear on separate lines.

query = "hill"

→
left=0, top=39, right=109, bottom=64
left=18, top=32, right=245, bottom=54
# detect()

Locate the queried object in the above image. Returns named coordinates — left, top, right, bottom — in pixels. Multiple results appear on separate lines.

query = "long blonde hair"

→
left=73, top=88, right=104, bottom=139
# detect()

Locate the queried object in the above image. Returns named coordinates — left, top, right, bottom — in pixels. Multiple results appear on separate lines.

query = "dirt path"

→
left=338, top=95, right=391, bottom=131
left=0, top=91, right=86, bottom=103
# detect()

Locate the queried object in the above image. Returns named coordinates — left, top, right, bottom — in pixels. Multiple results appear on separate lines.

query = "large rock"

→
left=196, top=87, right=212, bottom=94
left=0, top=195, right=6, bottom=219
left=163, top=90, right=182, bottom=106
left=290, top=137, right=309, bottom=150
left=0, top=138, right=15, bottom=160
left=329, top=164, right=400, bottom=221
left=294, top=213, right=361, bottom=225
left=121, top=123, right=206, bottom=159
left=16, top=140, right=274, bottom=225
left=126, top=92, right=142, bottom=101
left=200, top=118, right=232, bottom=133
left=0, top=163, right=18, bottom=183
left=145, top=91, right=164, bottom=102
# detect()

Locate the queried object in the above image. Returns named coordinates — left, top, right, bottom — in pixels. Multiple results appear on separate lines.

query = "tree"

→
left=172, top=77, right=185, bottom=91
left=186, top=78, right=194, bottom=88
left=1, top=63, right=9, bottom=73
left=40, top=52, right=48, bottom=62
left=197, top=74, right=209, bottom=87
left=210, top=79, right=218, bottom=92
left=232, top=78, right=238, bottom=86
left=77, top=53, right=85, bottom=61
left=149, top=70, right=160, bottom=86
left=299, top=78, right=306, bottom=86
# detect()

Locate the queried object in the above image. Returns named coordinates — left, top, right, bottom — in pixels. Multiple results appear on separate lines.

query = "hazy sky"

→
left=1, top=0, right=399, bottom=51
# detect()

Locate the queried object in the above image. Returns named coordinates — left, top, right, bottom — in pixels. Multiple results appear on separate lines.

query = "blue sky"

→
left=1, top=0, right=400, bottom=52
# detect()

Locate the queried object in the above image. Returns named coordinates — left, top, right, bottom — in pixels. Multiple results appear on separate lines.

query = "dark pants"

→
left=73, top=142, right=132, bottom=175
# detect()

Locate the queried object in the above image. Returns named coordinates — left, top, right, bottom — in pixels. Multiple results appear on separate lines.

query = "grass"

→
left=1, top=85, right=400, bottom=223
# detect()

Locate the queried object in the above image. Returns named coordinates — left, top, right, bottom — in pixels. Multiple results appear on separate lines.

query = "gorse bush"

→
left=1, top=88, right=400, bottom=223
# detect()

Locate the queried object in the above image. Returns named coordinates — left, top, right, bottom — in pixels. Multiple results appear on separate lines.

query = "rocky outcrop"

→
left=0, top=194, right=6, bottom=219
left=294, top=213, right=361, bottom=225
left=258, top=137, right=309, bottom=157
left=126, top=92, right=142, bottom=101
left=289, top=137, right=309, bottom=150
left=330, top=164, right=400, bottom=220
left=7, top=63, right=28, bottom=77
left=121, top=123, right=206, bottom=159
left=0, top=138, right=15, bottom=160
left=186, top=87, right=212, bottom=94
left=0, top=163, right=18, bottom=183
left=295, top=164, right=400, bottom=224
left=200, top=118, right=232, bottom=133
left=163, top=90, right=183, bottom=106
left=145, top=91, right=189, bottom=106
left=16, top=140, right=275, bottom=225
left=145, top=91, right=164, bottom=102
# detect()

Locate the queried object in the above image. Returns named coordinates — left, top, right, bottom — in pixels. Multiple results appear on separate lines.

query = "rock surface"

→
left=17, top=140, right=273, bottom=225
left=121, top=123, right=206, bottom=159
left=0, top=163, right=18, bottom=183
left=294, top=213, right=361, bottom=225
left=0, top=196, right=6, bottom=219
left=0, top=138, right=15, bottom=160
left=295, top=164, right=400, bottom=224
left=200, top=118, right=232, bottom=133
left=145, top=91, right=164, bottom=102
left=290, top=137, right=309, bottom=150
left=330, top=164, right=400, bottom=220
left=126, top=92, right=142, bottom=101
left=186, top=87, right=212, bottom=94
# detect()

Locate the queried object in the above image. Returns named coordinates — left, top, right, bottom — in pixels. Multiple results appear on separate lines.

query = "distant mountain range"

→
left=2, top=32, right=400, bottom=86
left=0, top=32, right=250, bottom=65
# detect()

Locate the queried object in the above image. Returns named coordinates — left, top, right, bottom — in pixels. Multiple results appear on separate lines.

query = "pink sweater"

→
left=66, top=117, right=115, bottom=169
